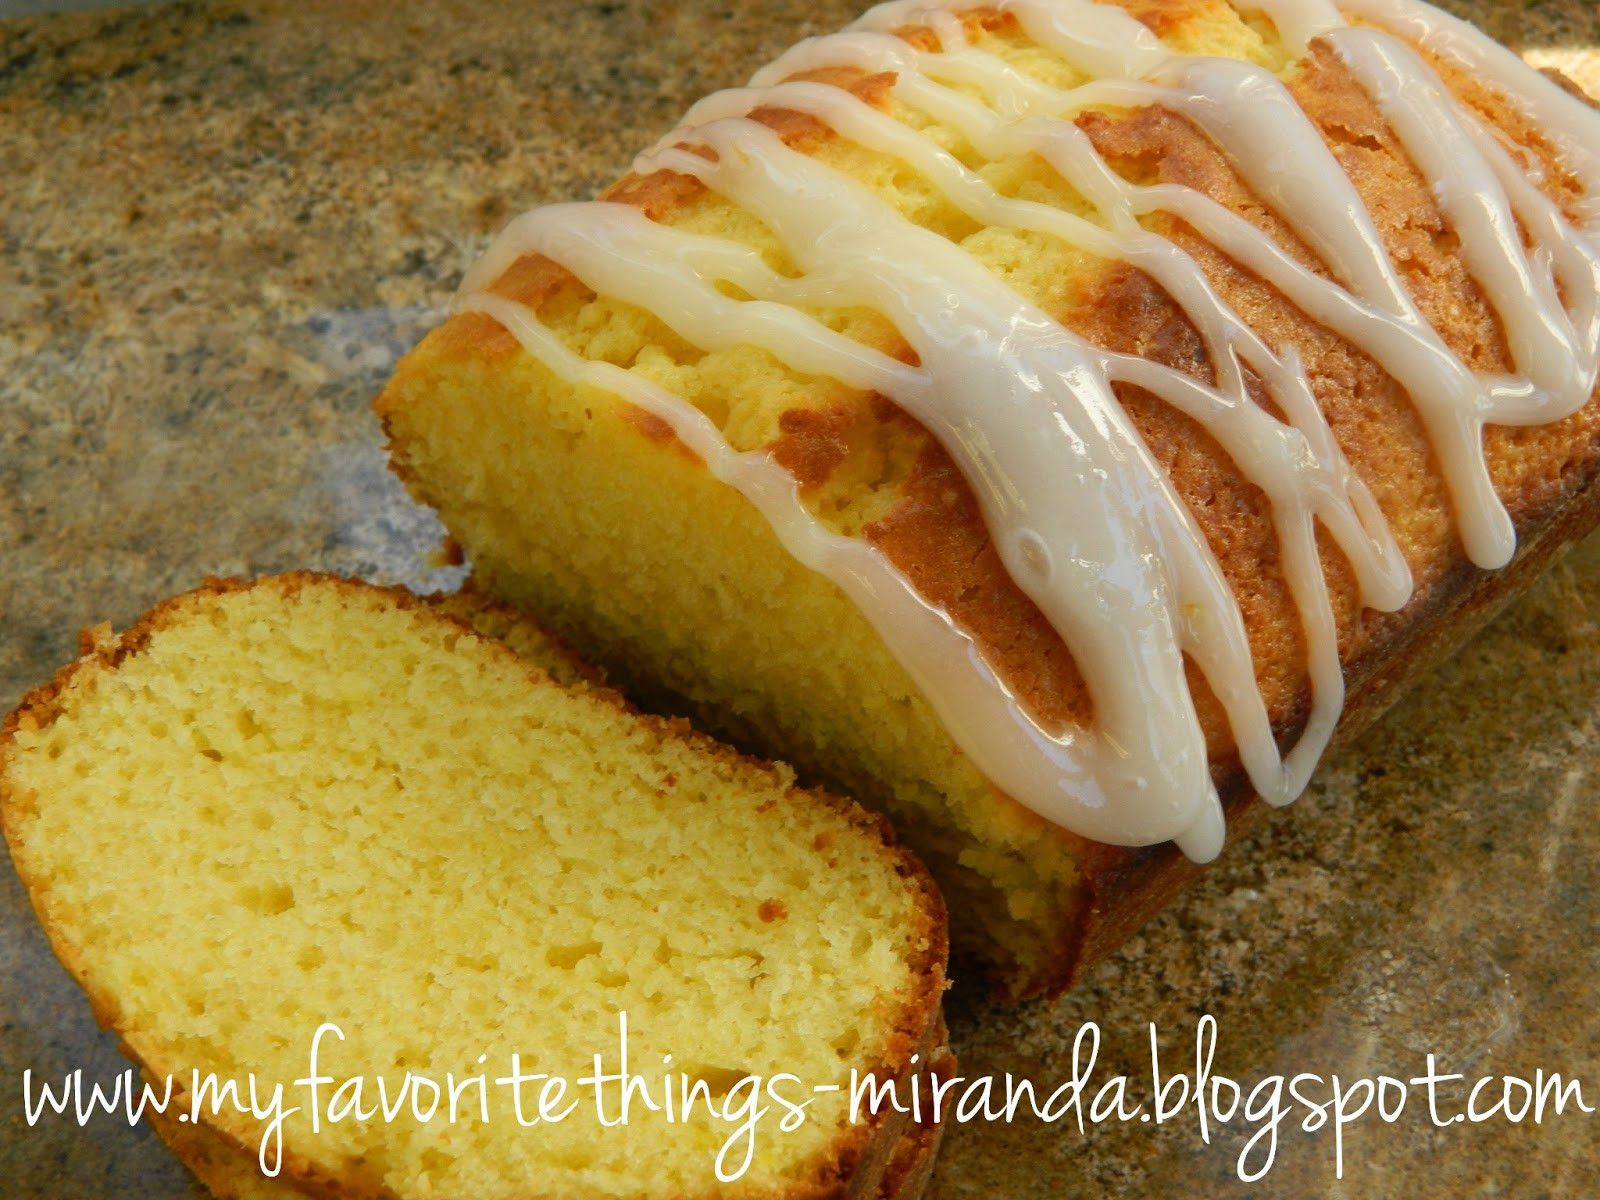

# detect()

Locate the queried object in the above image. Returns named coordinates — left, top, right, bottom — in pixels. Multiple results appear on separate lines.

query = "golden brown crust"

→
left=428, top=11, right=1600, bottom=767
left=769, top=404, right=860, bottom=493
left=1, top=572, right=951, bottom=1200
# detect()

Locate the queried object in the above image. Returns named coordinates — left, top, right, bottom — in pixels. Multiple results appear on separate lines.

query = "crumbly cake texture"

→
left=375, top=0, right=1600, bottom=998
left=0, top=573, right=948, bottom=1200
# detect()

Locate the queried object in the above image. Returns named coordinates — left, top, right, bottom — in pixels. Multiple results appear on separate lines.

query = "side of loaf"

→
left=0, top=574, right=949, bottom=1199
left=375, top=0, right=1600, bottom=998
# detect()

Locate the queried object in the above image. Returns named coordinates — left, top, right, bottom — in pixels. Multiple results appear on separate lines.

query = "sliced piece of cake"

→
left=0, top=574, right=948, bottom=1199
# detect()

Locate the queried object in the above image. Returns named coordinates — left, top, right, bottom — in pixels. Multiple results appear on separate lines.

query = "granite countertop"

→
left=3, top=1, right=1599, bottom=1197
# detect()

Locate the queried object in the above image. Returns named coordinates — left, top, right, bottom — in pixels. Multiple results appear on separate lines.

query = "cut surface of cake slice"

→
left=0, top=574, right=948, bottom=1199
left=375, top=0, right=1600, bottom=999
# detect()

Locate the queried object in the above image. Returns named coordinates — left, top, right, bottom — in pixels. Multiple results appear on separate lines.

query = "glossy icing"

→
left=458, top=0, right=1600, bottom=861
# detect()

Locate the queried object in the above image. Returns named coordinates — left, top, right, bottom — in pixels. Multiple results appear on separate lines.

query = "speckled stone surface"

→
left=2, top=2, right=1598, bottom=1197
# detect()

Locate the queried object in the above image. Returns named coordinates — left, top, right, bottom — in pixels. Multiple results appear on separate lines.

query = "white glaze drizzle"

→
left=457, top=0, right=1600, bottom=861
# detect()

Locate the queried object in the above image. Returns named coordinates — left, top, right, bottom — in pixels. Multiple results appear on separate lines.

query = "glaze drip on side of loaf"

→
left=457, top=0, right=1600, bottom=861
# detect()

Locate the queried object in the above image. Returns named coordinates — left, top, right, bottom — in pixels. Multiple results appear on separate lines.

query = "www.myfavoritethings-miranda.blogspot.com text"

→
left=20, top=1013, right=1594, bottom=1183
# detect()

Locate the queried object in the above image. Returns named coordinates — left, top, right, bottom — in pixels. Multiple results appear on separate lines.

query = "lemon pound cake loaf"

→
left=0, top=575, right=949, bottom=1199
left=376, top=0, right=1600, bottom=999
